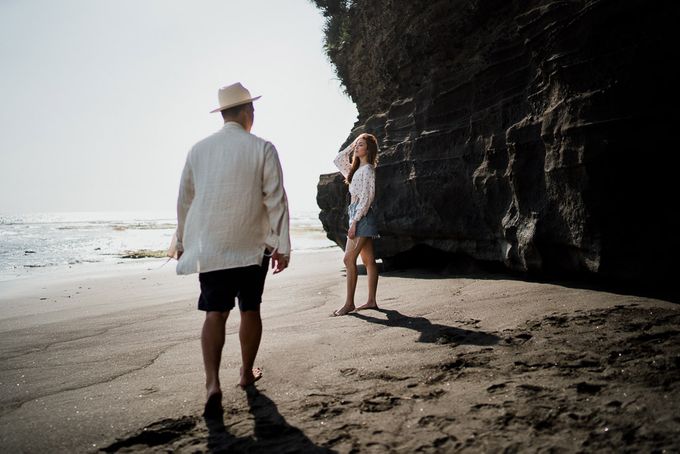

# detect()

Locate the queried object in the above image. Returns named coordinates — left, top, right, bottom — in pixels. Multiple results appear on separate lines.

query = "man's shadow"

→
left=350, top=308, right=500, bottom=346
left=204, top=387, right=331, bottom=453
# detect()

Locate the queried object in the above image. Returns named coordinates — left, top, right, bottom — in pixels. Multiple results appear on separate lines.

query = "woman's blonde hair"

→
left=346, top=133, right=379, bottom=184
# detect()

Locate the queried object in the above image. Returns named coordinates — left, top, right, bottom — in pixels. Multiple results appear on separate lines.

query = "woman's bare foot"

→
left=332, top=304, right=355, bottom=316
left=239, top=367, right=263, bottom=389
left=356, top=302, right=378, bottom=311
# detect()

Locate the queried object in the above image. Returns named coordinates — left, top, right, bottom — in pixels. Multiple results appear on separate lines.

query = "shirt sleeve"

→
left=262, top=142, right=291, bottom=260
left=352, top=166, right=375, bottom=223
left=333, top=144, right=353, bottom=177
left=175, top=150, right=195, bottom=252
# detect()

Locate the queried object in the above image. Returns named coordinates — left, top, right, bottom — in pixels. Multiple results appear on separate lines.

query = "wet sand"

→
left=0, top=249, right=678, bottom=453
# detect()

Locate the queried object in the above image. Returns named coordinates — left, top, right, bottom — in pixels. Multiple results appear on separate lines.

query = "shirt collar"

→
left=222, top=121, right=244, bottom=130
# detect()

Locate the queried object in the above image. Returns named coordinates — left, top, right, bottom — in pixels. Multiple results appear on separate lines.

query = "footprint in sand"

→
left=503, top=332, right=533, bottom=345
left=486, top=382, right=509, bottom=394
left=439, top=353, right=492, bottom=372
left=358, top=371, right=410, bottom=382
left=323, top=424, right=362, bottom=449
left=417, top=414, right=456, bottom=430
left=470, top=402, right=502, bottom=411
left=340, top=367, right=357, bottom=377
left=312, top=402, right=345, bottom=419
left=139, top=386, right=159, bottom=396
left=360, top=392, right=400, bottom=412
left=515, top=383, right=546, bottom=395
left=411, top=389, right=447, bottom=400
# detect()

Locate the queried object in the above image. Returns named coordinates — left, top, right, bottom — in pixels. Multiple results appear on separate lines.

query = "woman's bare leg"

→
left=334, top=237, right=369, bottom=316
left=356, top=238, right=378, bottom=310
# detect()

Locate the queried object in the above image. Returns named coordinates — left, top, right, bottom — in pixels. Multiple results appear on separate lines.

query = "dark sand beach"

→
left=1, top=249, right=678, bottom=453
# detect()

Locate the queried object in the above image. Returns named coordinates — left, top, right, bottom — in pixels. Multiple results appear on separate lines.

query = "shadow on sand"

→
left=205, top=386, right=331, bottom=453
left=101, top=388, right=329, bottom=453
left=350, top=308, right=500, bottom=346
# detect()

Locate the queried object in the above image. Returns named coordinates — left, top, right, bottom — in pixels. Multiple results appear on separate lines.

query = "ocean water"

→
left=0, top=210, right=336, bottom=282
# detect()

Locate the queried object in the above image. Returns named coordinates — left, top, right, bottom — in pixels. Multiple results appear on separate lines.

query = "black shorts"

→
left=198, top=254, right=270, bottom=312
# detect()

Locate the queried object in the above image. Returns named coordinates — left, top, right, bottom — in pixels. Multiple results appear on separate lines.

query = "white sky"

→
left=0, top=0, right=357, bottom=215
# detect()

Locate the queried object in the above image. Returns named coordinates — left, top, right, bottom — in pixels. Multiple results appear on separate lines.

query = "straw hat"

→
left=209, top=82, right=261, bottom=113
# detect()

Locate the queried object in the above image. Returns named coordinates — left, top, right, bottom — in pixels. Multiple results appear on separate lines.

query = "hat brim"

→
left=209, top=95, right=261, bottom=113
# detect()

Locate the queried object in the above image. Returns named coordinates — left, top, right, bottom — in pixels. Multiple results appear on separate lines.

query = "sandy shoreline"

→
left=1, top=249, right=678, bottom=452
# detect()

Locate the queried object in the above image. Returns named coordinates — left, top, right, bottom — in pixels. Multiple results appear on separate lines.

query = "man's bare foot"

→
left=203, top=390, right=223, bottom=418
left=332, top=304, right=355, bottom=316
left=239, top=367, right=263, bottom=389
left=205, top=382, right=221, bottom=402
left=356, top=302, right=378, bottom=311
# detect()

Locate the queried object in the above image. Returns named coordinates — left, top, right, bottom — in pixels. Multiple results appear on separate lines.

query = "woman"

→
left=332, top=133, right=380, bottom=316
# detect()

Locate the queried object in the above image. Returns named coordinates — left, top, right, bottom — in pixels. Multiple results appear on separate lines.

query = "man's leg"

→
left=239, top=309, right=262, bottom=387
left=202, top=310, right=230, bottom=399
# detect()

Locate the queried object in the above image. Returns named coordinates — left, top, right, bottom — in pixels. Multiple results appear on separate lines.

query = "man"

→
left=175, top=82, right=290, bottom=417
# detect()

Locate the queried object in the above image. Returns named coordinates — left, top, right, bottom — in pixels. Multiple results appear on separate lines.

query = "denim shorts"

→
left=349, top=203, right=379, bottom=238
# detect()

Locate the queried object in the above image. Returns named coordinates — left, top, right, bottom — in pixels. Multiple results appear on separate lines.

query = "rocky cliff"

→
left=314, top=0, right=679, bottom=288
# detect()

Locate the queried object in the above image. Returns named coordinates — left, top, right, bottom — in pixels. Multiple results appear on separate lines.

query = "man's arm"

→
left=262, top=142, right=290, bottom=272
left=176, top=151, right=195, bottom=258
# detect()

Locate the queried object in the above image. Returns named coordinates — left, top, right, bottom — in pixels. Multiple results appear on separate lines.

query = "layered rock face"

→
left=315, top=0, right=678, bottom=287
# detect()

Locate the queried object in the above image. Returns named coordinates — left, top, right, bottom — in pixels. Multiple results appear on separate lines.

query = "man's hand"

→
left=271, top=250, right=289, bottom=274
left=348, top=222, right=357, bottom=240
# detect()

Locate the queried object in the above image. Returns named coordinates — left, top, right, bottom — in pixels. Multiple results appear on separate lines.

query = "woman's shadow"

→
left=205, top=386, right=332, bottom=453
left=350, top=308, right=500, bottom=346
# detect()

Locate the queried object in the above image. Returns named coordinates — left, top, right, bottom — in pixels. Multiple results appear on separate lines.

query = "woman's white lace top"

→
left=333, top=145, right=375, bottom=223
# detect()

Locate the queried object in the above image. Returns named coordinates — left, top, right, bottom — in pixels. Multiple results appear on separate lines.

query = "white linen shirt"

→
left=175, top=122, right=290, bottom=275
left=333, top=145, right=375, bottom=223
